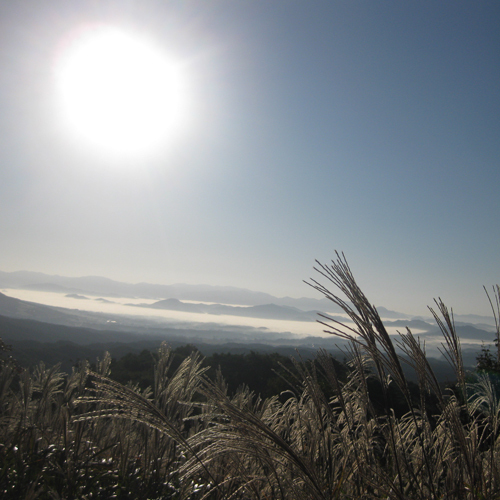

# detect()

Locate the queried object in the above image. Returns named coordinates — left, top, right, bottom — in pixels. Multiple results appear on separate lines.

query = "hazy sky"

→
left=1, top=1, right=499, bottom=316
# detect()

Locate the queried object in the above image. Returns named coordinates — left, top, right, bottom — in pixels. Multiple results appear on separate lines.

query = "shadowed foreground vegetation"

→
left=1, top=254, right=500, bottom=499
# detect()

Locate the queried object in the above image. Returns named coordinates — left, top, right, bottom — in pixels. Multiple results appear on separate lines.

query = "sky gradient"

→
left=1, top=1, right=499, bottom=317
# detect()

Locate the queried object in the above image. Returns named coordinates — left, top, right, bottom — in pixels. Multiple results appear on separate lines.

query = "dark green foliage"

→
left=477, top=342, right=500, bottom=374
left=477, top=285, right=500, bottom=376
left=110, top=349, right=156, bottom=389
left=204, top=351, right=296, bottom=398
left=109, top=346, right=347, bottom=399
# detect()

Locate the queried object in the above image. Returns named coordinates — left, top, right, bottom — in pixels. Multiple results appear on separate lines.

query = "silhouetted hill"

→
left=147, top=298, right=204, bottom=312
left=0, top=292, right=77, bottom=324
left=140, top=298, right=343, bottom=322
left=385, top=319, right=438, bottom=331
left=455, top=325, right=496, bottom=341
left=377, top=307, right=412, bottom=319
left=0, top=314, right=149, bottom=344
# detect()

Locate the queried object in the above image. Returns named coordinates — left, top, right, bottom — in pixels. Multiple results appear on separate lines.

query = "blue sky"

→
left=1, top=1, right=499, bottom=316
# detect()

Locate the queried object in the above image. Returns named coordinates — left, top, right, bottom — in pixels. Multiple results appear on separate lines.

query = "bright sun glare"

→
left=56, top=26, right=186, bottom=158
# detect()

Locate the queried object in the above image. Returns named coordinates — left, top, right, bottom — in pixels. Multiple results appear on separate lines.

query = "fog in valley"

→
left=1, top=270, right=497, bottom=361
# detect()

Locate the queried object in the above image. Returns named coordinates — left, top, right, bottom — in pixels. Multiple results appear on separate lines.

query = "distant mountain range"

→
left=0, top=269, right=337, bottom=309
left=0, top=269, right=410, bottom=317
left=0, top=291, right=305, bottom=341
left=0, top=269, right=496, bottom=326
left=131, top=297, right=346, bottom=322
left=0, top=288, right=495, bottom=345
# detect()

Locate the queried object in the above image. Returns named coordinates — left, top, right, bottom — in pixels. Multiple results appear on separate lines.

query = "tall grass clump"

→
left=303, top=253, right=500, bottom=499
left=177, top=253, right=500, bottom=499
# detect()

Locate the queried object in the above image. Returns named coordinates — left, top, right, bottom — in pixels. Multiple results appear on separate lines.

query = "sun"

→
left=55, top=25, right=187, bottom=158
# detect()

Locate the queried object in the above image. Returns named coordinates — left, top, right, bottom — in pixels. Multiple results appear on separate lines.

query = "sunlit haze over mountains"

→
left=1, top=1, right=499, bottom=318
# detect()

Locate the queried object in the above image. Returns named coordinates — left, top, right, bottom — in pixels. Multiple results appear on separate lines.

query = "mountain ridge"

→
left=1, top=269, right=495, bottom=324
left=0, top=269, right=340, bottom=311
